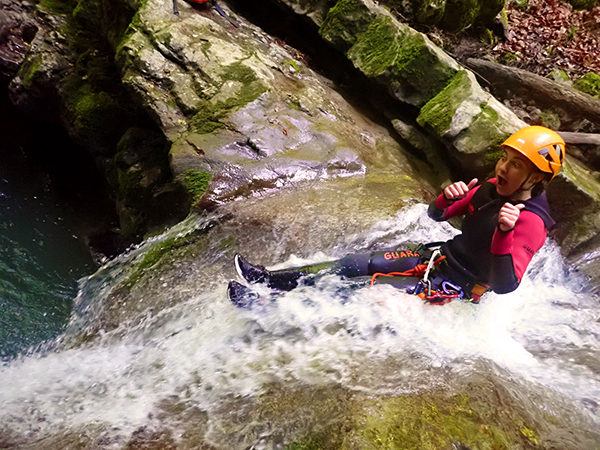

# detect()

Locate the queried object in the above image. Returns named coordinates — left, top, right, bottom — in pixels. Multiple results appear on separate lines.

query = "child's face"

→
left=495, top=147, right=541, bottom=199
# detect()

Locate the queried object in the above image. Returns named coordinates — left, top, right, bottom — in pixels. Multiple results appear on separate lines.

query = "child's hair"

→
left=532, top=171, right=552, bottom=198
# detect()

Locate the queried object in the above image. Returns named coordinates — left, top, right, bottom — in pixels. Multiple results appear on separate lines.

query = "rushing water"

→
left=0, top=202, right=599, bottom=448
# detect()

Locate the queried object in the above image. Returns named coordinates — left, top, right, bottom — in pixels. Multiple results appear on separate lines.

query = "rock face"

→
left=5, top=0, right=600, bottom=284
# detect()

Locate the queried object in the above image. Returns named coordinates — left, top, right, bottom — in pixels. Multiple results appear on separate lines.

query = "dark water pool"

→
left=0, top=86, right=117, bottom=359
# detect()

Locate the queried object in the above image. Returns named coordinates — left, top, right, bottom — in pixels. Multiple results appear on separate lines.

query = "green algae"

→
left=179, top=169, right=212, bottom=204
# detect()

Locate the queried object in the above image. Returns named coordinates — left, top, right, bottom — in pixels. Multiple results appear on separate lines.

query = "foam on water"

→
left=1, top=204, right=599, bottom=444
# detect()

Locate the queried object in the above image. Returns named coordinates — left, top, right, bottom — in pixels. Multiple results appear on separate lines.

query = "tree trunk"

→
left=464, top=58, right=600, bottom=131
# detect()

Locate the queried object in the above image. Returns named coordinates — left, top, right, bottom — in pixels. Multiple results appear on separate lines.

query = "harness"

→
left=370, top=248, right=481, bottom=305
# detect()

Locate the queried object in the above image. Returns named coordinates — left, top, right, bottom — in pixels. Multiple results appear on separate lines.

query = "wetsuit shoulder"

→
left=523, top=192, right=555, bottom=230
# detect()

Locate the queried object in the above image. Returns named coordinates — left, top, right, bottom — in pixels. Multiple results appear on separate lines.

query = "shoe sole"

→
left=234, top=254, right=245, bottom=282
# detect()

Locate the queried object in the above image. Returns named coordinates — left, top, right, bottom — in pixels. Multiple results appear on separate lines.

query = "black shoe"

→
left=234, top=254, right=270, bottom=284
left=227, top=280, right=262, bottom=308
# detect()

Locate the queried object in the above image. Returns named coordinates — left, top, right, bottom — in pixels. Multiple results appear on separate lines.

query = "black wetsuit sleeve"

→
left=489, top=253, right=520, bottom=294
left=427, top=198, right=447, bottom=221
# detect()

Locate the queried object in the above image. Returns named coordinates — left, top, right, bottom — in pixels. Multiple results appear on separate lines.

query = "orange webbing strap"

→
left=370, top=255, right=447, bottom=286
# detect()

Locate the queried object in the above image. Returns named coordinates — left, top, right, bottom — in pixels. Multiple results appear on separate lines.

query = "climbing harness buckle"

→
left=441, top=280, right=464, bottom=299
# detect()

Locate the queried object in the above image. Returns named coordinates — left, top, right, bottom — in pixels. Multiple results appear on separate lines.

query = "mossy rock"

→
left=414, top=0, right=447, bottom=24
left=456, top=101, right=511, bottom=166
left=439, top=0, right=480, bottom=31
left=540, top=109, right=561, bottom=130
left=189, top=61, right=268, bottom=134
left=573, top=72, right=600, bottom=98
left=416, top=70, right=473, bottom=136
left=271, top=381, right=572, bottom=450
left=347, top=15, right=458, bottom=106
left=178, top=169, right=212, bottom=205
left=17, top=55, right=44, bottom=89
left=38, top=0, right=78, bottom=15
left=475, top=0, right=505, bottom=26
left=319, top=0, right=377, bottom=53
left=112, top=127, right=190, bottom=237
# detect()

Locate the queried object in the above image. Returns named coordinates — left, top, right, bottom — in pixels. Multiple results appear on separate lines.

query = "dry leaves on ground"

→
left=492, top=0, right=600, bottom=78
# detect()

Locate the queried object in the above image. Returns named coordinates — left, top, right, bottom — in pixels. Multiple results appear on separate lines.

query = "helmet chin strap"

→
left=511, top=172, right=537, bottom=199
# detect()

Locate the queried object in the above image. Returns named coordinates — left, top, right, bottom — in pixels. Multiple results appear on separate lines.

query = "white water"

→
left=1, top=204, right=599, bottom=447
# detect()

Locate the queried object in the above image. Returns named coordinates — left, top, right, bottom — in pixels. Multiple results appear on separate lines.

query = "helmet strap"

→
left=513, top=172, right=537, bottom=198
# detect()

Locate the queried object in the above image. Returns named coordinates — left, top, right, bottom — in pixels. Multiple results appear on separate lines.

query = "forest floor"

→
left=439, top=0, right=600, bottom=80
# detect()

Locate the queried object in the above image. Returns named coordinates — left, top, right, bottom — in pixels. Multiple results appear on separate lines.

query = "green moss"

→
left=284, top=60, right=301, bottom=72
left=485, top=147, right=504, bottom=165
left=189, top=103, right=225, bottom=134
left=123, top=227, right=209, bottom=289
left=349, top=18, right=456, bottom=105
left=540, top=109, right=561, bottom=129
left=289, top=96, right=302, bottom=110
left=560, top=157, right=600, bottom=198
left=38, top=0, right=78, bottom=15
left=414, top=0, right=446, bottom=24
left=454, top=102, right=513, bottom=161
left=285, top=437, right=326, bottom=450
left=499, top=52, right=519, bottom=65
left=189, top=62, right=267, bottom=134
left=549, top=69, right=570, bottom=83
left=319, top=0, right=374, bottom=52
left=393, top=33, right=457, bottom=104
left=179, top=169, right=211, bottom=204
left=573, top=72, right=600, bottom=98
left=417, top=70, right=471, bottom=135
left=347, top=16, right=399, bottom=77
left=440, top=0, right=480, bottom=31
left=221, top=61, right=259, bottom=84
left=124, top=236, right=181, bottom=289
left=18, top=56, right=43, bottom=88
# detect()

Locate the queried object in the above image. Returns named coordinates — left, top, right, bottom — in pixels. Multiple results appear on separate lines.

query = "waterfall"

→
left=1, top=204, right=598, bottom=448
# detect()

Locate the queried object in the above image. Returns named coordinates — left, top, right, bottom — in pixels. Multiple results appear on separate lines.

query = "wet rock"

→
left=417, top=69, right=526, bottom=176
left=0, top=0, right=38, bottom=82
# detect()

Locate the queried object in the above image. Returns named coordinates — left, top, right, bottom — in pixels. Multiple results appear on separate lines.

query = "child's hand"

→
left=498, top=203, right=525, bottom=232
left=443, top=178, right=478, bottom=201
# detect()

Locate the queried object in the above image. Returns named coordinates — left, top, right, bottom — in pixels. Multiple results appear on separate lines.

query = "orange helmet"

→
left=502, top=126, right=565, bottom=179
